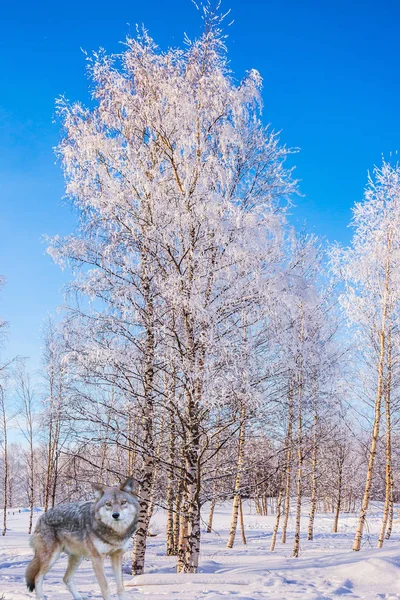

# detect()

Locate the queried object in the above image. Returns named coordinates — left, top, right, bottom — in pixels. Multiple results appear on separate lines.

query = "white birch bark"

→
left=1, top=387, right=7, bottom=537
left=226, top=403, right=246, bottom=548
left=281, top=384, right=294, bottom=544
left=378, top=328, right=393, bottom=548
left=353, top=232, right=392, bottom=551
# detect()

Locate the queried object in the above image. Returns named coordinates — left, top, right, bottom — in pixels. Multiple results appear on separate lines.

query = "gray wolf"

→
left=25, top=477, right=139, bottom=600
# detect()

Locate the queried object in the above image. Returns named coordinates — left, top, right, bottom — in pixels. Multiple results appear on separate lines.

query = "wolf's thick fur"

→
left=25, top=477, right=139, bottom=600
left=26, top=555, right=40, bottom=592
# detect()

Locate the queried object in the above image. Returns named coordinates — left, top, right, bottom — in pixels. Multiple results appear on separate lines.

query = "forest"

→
left=1, top=5, right=399, bottom=590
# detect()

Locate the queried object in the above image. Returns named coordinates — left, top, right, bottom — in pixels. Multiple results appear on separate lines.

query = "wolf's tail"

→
left=25, top=555, right=40, bottom=592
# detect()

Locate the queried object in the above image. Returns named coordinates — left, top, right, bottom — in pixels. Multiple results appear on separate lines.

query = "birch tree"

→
left=0, top=384, right=8, bottom=536
left=0, top=281, right=10, bottom=537
left=41, top=319, right=68, bottom=512
left=49, top=4, right=296, bottom=573
left=15, top=363, right=37, bottom=534
left=331, top=160, right=400, bottom=550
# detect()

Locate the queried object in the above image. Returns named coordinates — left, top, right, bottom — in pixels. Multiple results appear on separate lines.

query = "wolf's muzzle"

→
left=112, top=512, right=120, bottom=520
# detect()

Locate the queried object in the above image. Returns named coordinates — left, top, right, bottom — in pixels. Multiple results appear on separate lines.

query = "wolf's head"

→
left=92, top=477, right=139, bottom=532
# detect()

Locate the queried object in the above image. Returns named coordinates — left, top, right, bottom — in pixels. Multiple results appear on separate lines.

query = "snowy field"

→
left=1, top=502, right=400, bottom=599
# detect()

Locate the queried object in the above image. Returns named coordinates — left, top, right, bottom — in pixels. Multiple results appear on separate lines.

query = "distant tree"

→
left=41, top=318, right=69, bottom=511
left=15, top=362, right=37, bottom=533
left=0, top=278, right=11, bottom=536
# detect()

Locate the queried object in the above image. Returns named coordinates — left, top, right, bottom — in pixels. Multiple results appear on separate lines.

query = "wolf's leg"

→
left=90, top=555, right=111, bottom=600
left=35, top=547, right=61, bottom=600
left=63, top=554, right=83, bottom=600
left=111, top=551, right=125, bottom=600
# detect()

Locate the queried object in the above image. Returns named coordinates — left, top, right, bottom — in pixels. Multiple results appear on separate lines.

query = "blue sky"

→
left=1, top=0, right=400, bottom=367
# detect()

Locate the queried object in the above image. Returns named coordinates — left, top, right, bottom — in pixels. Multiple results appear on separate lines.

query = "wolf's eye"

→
left=105, top=502, right=112, bottom=508
left=121, top=500, right=127, bottom=506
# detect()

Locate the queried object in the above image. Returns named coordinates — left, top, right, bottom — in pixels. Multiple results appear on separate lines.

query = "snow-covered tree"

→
left=331, top=160, right=400, bottom=550
left=48, top=7, right=296, bottom=573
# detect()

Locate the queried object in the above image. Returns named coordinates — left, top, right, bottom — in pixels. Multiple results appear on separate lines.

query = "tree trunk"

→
left=146, top=417, right=165, bottom=528
left=385, top=476, right=394, bottom=540
left=177, top=490, right=189, bottom=572
left=353, top=232, right=391, bottom=552
left=378, top=329, right=393, bottom=548
left=307, top=381, right=318, bottom=541
left=173, top=475, right=184, bottom=556
left=28, top=435, right=34, bottom=534
left=1, top=388, right=8, bottom=536
left=239, top=496, right=246, bottom=545
left=206, top=426, right=221, bottom=534
left=51, top=451, right=59, bottom=508
left=292, top=388, right=303, bottom=558
left=178, top=418, right=201, bottom=573
left=131, top=265, right=155, bottom=576
left=281, top=384, right=294, bottom=544
left=271, top=399, right=293, bottom=551
left=44, top=406, right=54, bottom=513
left=226, top=404, right=246, bottom=549
left=166, top=417, right=177, bottom=554
left=293, top=312, right=304, bottom=559
left=261, top=490, right=268, bottom=516
left=206, top=497, right=217, bottom=534
left=333, top=454, right=344, bottom=534
left=98, top=394, right=114, bottom=483
left=254, top=482, right=262, bottom=515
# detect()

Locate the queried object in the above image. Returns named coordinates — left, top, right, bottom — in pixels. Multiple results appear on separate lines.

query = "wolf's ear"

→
left=120, top=476, right=137, bottom=495
left=92, top=482, right=105, bottom=501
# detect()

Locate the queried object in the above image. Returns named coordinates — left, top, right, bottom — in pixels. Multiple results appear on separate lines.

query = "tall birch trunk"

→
left=44, top=397, right=54, bottom=513
left=292, top=388, right=303, bottom=557
left=206, top=426, right=220, bottom=534
left=378, top=329, right=393, bottom=548
left=146, top=416, right=164, bottom=525
left=271, top=398, right=294, bottom=551
left=307, top=381, right=318, bottom=541
left=177, top=422, right=201, bottom=573
left=127, top=411, right=137, bottom=474
left=44, top=357, right=63, bottom=513
left=385, top=474, right=394, bottom=540
left=270, top=485, right=284, bottom=551
left=177, top=236, right=214, bottom=573
left=28, top=431, right=34, bottom=535
left=293, top=310, right=304, bottom=559
left=173, top=474, right=184, bottom=556
left=333, top=451, right=344, bottom=534
left=177, top=490, right=189, bottom=572
left=1, top=388, right=8, bottom=536
left=178, top=415, right=201, bottom=573
left=177, top=319, right=202, bottom=573
left=132, top=258, right=155, bottom=576
left=239, top=496, right=247, bottom=545
left=226, top=403, right=246, bottom=548
left=98, top=395, right=113, bottom=483
left=353, top=232, right=392, bottom=551
left=281, top=384, right=294, bottom=544
left=166, top=413, right=177, bottom=555
left=207, top=497, right=217, bottom=534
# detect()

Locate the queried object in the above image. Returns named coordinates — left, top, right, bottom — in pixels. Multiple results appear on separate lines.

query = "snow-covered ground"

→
left=1, top=501, right=400, bottom=599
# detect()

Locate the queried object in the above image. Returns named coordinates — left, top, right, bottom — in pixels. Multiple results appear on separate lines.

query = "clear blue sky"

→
left=1, top=0, right=400, bottom=367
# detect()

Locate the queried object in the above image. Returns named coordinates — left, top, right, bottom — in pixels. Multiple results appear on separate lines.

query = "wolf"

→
left=25, top=477, right=139, bottom=600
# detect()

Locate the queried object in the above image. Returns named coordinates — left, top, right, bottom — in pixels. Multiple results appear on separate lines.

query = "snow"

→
left=1, top=502, right=400, bottom=599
